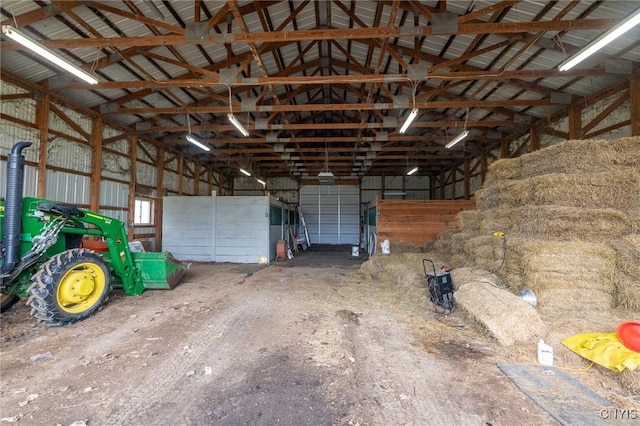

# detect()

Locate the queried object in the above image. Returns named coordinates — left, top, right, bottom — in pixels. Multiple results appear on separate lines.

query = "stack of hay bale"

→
left=436, top=137, right=640, bottom=318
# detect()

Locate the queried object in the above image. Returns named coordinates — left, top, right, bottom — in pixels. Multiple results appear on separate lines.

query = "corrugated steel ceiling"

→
left=0, top=0, right=638, bottom=177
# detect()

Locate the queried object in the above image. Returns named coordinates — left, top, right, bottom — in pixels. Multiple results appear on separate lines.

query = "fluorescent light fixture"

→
left=399, top=108, right=419, bottom=134
left=558, top=8, right=640, bottom=71
left=228, top=113, right=249, bottom=137
left=2, top=25, right=98, bottom=85
left=406, top=166, right=419, bottom=176
left=256, top=178, right=266, bottom=186
left=445, top=130, right=469, bottom=148
left=239, top=168, right=251, bottom=176
left=185, top=134, right=210, bottom=151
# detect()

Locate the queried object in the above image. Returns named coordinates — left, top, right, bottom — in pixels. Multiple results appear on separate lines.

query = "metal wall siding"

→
left=0, top=124, right=39, bottom=162
left=106, top=138, right=129, bottom=155
left=582, top=94, right=632, bottom=137
left=102, top=151, right=131, bottom=181
left=45, top=170, right=90, bottom=205
left=1, top=96, right=36, bottom=126
left=182, top=177, right=194, bottom=195
left=163, top=171, right=178, bottom=193
left=136, top=162, right=157, bottom=187
left=361, top=190, right=380, bottom=206
left=271, top=190, right=298, bottom=204
left=405, top=176, right=429, bottom=190
left=0, top=163, right=38, bottom=199
left=99, top=209, right=127, bottom=223
left=46, top=139, right=92, bottom=173
left=99, top=180, right=128, bottom=208
left=163, top=196, right=215, bottom=262
left=216, top=197, right=269, bottom=263
left=299, top=185, right=359, bottom=245
left=48, top=104, right=92, bottom=139
left=385, top=176, right=404, bottom=191
left=361, top=176, right=381, bottom=190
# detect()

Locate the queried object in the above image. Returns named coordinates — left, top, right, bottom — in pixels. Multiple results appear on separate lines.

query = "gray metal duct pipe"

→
left=1, top=141, right=32, bottom=274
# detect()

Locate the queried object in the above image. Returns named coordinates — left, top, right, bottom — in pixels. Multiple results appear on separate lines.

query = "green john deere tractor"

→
left=1, top=141, right=189, bottom=326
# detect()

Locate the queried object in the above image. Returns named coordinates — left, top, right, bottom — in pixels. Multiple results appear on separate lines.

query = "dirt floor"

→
left=0, top=247, right=627, bottom=425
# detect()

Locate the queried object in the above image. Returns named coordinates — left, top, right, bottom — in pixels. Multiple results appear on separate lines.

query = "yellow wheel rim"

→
left=57, top=262, right=106, bottom=313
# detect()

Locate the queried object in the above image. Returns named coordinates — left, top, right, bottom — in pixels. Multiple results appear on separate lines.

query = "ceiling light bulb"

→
left=228, top=113, right=249, bottom=137
left=407, top=166, right=419, bottom=176
left=399, top=108, right=419, bottom=134
left=558, top=8, right=640, bottom=71
left=185, top=134, right=210, bottom=151
left=2, top=25, right=98, bottom=85
left=256, top=178, right=266, bottom=186
left=239, top=168, right=251, bottom=176
left=445, top=130, right=469, bottom=149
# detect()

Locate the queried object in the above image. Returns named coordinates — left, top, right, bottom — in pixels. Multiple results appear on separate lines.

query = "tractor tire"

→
left=27, top=249, right=111, bottom=326
left=0, top=293, right=20, bottom=312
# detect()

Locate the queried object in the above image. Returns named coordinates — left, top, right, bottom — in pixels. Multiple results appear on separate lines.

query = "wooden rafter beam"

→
left=139, top=119, right=514, bottom=134
left=0, top=18, right=618, bottom=50
left=110, top=98, right=547, bottom=115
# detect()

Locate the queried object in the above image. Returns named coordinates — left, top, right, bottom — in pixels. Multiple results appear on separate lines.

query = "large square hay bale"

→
left=455, top=278, right=547, bottom=346
left=611, top=235, right=640, bottom=311
left=476, top=169, right=640, bottom=211
left=478, top=206, right=630, bottom=240
left=485, top=137, right=640, bottom=183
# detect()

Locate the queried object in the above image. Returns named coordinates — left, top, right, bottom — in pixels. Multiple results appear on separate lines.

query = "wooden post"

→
left=208, top=169, right=213, bottom=195
left=463, top=159, right=470, bottom=200
left=631, top=75, right=640, bottom=136
left=451, top=168, right=457, bottom=200
left=568, top=105, right=582, bottom=140
left=90, top=116, right=103, bottom=212
left=429, top=174, right=436, bottom=200
left=530, top=125, right=540, bottom=151
left=194, top=162, right=201, bottom=196
left=155, top=146, right=164, bottom=251
left=127, top=134, right=137, bottom=241
left=36, top=90, right=50, bottom=198
left=500, top=140, right=509, bottom=158
left=439, top=170, right=446, bottom=200
left=480, top=150, right=487, bottom=183
left=177, top=153, right=184, bottom=195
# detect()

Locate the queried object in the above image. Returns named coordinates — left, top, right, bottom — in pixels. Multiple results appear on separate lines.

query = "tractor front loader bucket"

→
left=132, top=252, right=190, bottom=290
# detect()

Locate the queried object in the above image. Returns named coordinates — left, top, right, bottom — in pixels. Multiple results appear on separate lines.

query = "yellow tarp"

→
left=562, top=332, right=640, bottom=372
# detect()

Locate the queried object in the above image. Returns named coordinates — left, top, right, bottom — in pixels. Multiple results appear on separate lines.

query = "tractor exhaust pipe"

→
left=1, top=141, right=32, bottom=274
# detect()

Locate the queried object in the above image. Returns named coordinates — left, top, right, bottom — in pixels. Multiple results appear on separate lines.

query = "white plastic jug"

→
left=537, top=339, right=554, bottom=366
left=381, top=239, right=390, bottom=254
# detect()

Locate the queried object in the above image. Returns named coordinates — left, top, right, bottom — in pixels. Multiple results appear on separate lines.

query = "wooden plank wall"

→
left=376, top=200, right=476, bottom=250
